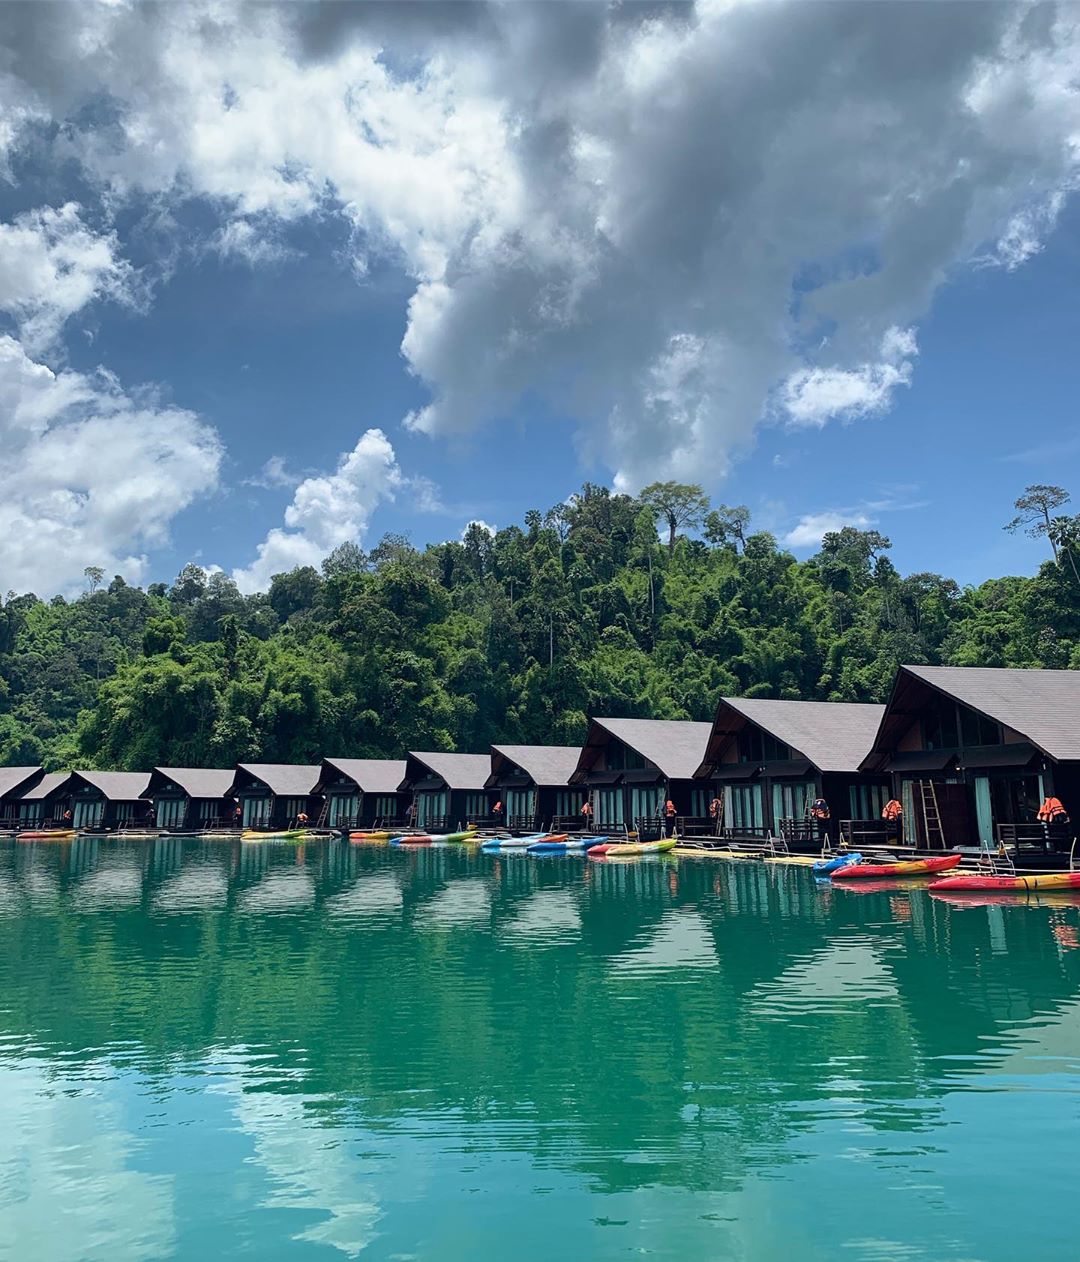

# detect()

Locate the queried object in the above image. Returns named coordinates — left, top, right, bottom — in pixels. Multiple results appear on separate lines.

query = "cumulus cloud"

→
left=3, top=1, right=1080, bottom=494
left=783, top=510, right=874, bottom=550
left=233, top=428, right=403, bottom=592
left=0, top=336, right=223, bottom=594
left=0, top=203, right=138, bottom=350
left=461, top=519, right=496, bottom=540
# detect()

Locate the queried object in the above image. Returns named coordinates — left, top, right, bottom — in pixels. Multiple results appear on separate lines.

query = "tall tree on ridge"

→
left=640, top=482, right=710, bottom=554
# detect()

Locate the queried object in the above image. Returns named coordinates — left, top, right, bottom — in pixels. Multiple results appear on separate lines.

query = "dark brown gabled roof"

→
left=0, top=766, right=43, bottom=800
left=319, top=758, right=408, bottom=794
left=863, top=665, right=1080, bottom=768
left=404, top=752, right=492, bottom=791
left=150, top=768, right=237, bottom=799
left=72, top=770, right=152, bottom=801
left=235, top=764, right=321, bottom=796
left=16, top=771, right=72, bottom=801
left=574, top=718, right=713, bottom=782
left=488, top=745, right=581, bottom=788
left=697, top=698, right=886, bottom=776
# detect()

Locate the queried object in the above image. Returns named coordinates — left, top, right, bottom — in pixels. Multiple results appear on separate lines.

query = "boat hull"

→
left=929, top=871, right=1080, bottom=893
left=16, top=830, right=77, bottom=840
left=588, top=838, right=677, bottom=857
left=832, top=854, right=961, bottom=880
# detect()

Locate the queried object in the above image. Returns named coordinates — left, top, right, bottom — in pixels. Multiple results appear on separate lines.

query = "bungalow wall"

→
left=319, top=772, right=408, bottom=829
left=149, top=789, right=234, bottom=830
left=410, top=781, right=493, bottom=830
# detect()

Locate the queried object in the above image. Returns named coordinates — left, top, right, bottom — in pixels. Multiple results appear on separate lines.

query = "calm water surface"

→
left=1, top=837, right=1078, bottom=1261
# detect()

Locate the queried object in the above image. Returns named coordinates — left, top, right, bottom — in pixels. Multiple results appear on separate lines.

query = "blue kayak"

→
left=812, top=852, right=862, bottom=875
left=528, top=836, right=607, bottom=854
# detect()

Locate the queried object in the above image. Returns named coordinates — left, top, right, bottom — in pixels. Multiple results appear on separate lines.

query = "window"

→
left=849, top=783, right=888, bottom=820
left=280, top=797, right=306, bottom=823
left=505, top=788, right=536, bottom=821
left=604, top=743, right=646, bottom=772
left=630, top=786, right=664, bottom=823
left=327, top=793, right=358, bottom=826
left=725, top=785, right=762, bottom=831
left=372, top=795, right=398, bottom=820
left=464, top=794, right=489, bottom=819
left=689, top=789, right=711, bottom=818
left=417, top=792, right=447, bottom=827
left=594, top=788, right=625, bottom=828
left=554, top=791, right=579, bottom=819
left=115, top=802, right=137, bottom=824
left=990, top=773, right=1044, bottom=825
left=923, top=698, right=960, bottom=750
left=156, top=797, right=186, bottom=828
left=737, top=729, right=790, bottom=764
left=19, top=802, right=42, bottom=823
left=959, top=704, right=1001, bottom=747
left=242, top=796, right=270, bottom=827
left=73, top=798, right=104, bottom=829
left=771, top=781, right=813, bottom=826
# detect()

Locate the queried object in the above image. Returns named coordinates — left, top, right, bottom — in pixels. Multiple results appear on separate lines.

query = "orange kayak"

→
left=832, top=854, right=961, bottom=880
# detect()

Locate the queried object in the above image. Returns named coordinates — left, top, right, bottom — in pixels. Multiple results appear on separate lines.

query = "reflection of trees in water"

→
left=1, top=839, right=1079, bottom=1197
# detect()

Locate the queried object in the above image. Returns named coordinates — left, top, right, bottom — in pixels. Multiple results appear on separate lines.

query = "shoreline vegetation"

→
left=1, top=482, right=1078, bottom=773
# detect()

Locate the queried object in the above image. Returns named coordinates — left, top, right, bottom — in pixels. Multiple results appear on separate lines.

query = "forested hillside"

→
left=1, top=483, right=1078, bottom=771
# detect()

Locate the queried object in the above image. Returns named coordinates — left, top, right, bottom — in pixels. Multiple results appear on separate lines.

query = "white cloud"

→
left=233, top=428, right=402, bottom=592
left=780, top=327, right=917, bottom=428
left=461, top=519, right=496, bottom=540
left=3, top=3, right=1080, bottom=492
left=0, top=203, right=138, bottom=350
left=0, top=336, right=223, bottom=595
left=244, top=454, right=299, bottom=490
left=783, top=510, right=874, bottom=550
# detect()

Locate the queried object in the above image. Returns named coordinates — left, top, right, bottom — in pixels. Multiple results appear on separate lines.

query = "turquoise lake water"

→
left=1, top=837, right=1078, bottom=1261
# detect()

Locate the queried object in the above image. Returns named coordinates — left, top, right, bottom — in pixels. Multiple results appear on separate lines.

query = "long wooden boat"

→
left=928, top=871, right=1080, bottom=893
left=16, top=829, right=77, bottom=841
left=832, top=854, right=961, bottom=880
left=588, top=838, right=677, bottom=858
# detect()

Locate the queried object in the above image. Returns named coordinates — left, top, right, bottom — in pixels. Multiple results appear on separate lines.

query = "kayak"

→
left=481, top=834, right=551, bottom=852
left=390, top=830, right=477, bottom=846
left=812, top=852, right=862, bottom=875
left=349, top=830, right=395, bottom=842
left=16, top=829, right=77, bottom=840
left=929, top=871, right=1080, bottom=893
left=832, top=854, right=961, bottom=880
left=529, top=836, right=604, bottom=854
left=241, top=829, right=315, bottom=842
left=588, top=838, right=677, bottom=857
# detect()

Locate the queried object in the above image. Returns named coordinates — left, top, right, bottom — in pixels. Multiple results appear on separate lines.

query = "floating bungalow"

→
left=230, top=764, right=322, bottom=830
left=145, top=768, right=238, bottom=831
left=10, top=772, right=71, bottom=828
left=693, top=698, right=889, bottom=846
left=313, top=758, right=410, bottom=829
left=400, top=753, right=496, bottom=831
left=860, top=665, right=1080, bottom=851
left=569, top=718, right=714, bottom=834
left=57, top=771, right=154, bottom=831
left=0, top=766, right=45, bottom=830
left=486, top=745, right=582, bottom=832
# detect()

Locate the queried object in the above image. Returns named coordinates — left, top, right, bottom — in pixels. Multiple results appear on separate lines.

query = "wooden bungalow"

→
left=0, top=766, right=45, bottom=830
left=569, top=718, right=714, bottom=835
left=312, top=758, right=409, bottom=830
left=229, top=764, right=322, bottom=830
left=400, top=753, right=496, bottom=831
left=860, top=665, right=1080, bottom=852
left=63, top=771, right=154, bottom=831
left=145, top=768, right=238, bottom=831
left=486, top=745, right=582, bottom=832
left=10, top=772, right=72, bottom=828
left=693, top=698, right=889, bottom=847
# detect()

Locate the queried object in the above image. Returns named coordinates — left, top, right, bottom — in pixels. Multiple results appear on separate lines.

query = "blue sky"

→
left=2, top=2, right=1079, bottom=594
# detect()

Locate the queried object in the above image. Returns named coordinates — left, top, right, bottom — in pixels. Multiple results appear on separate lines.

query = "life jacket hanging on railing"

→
left=1037, top=796, right=1070, bottom=824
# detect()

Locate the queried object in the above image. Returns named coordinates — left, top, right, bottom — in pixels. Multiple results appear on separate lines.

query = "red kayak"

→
left=929, top=871, right=1080, bottom=893
left=832, top=854, right=961, bottom=880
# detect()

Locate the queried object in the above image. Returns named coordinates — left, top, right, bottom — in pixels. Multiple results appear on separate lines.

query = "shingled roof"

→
left=151, top=768, right=237, bottom=799
left=576, top=718, right=713, bottom=781
left=405, top=752, right=492, bottom=791
left=489, top=745, right=581, bottom=787
left=866, top=665, right=1080, bottom=765
left=699, top=698, right=887, bottom=776
left=16, top=771, right=71, bottom=801
left=0, top=766, right=43, bottom=799
left=320, top=758, right=408, bottom=794
left=72, top=770, right=152, bottom=800
left=236, top=764, right=321, bottom=796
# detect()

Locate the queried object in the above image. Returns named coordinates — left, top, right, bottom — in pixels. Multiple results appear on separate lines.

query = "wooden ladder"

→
left=918, top=780, right=945, bottom=849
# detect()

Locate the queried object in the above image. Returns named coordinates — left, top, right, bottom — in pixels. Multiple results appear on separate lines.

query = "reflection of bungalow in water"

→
left=860, top=665, right=1080, bottom=850
left=570, top=718, right=713, bottom=833
left=145, top=768, right=238, bottom=831
left=486, top=745, right=582, bottom=831
left=400, top=753, right=495, bottom=830
left=57, top=771, right=153, bottom=831
left=229, top=764, right=322, bottom=829
left=0, top=766, right=44, bottom=828
left=693, top=698, right=888, bottom=845
left=312, top=759, right=409, bottom=829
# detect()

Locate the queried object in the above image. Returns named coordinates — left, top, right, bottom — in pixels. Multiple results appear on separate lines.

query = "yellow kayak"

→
left=588, top=838, right=677, bottom=857
left=241, top=828, right=314, bottom=842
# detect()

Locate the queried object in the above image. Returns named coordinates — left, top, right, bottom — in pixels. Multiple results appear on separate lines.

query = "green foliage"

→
left=1, top=484, right=1078, bottom=769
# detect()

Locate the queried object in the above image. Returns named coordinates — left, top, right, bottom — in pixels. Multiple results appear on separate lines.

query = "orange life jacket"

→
left=665, top=800, right=676, bottom=817
left=882, top=800, right=903, bottom=821
left=1037, top=797, right=1068, bottom=823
